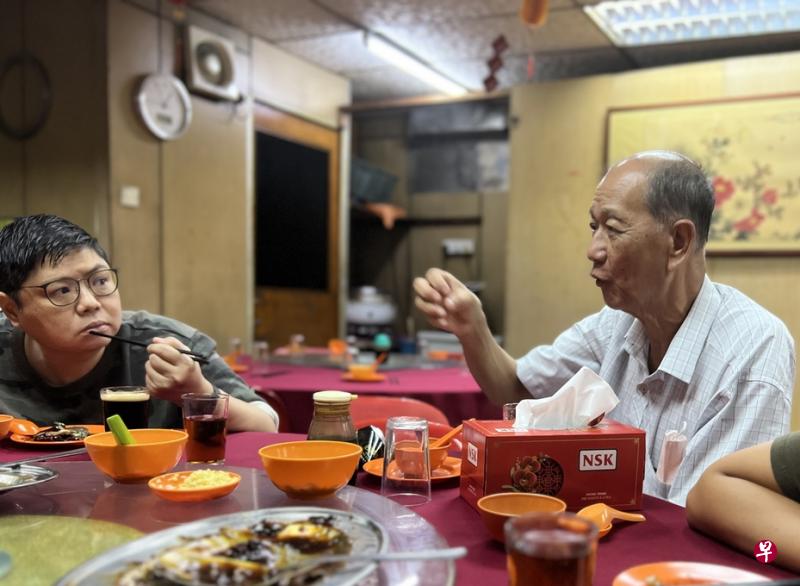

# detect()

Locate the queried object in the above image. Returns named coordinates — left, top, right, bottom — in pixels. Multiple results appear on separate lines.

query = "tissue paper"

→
left=514, top=367, right=620, bottom=430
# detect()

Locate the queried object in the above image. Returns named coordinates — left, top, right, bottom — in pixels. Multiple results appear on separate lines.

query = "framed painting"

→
left=606, top=94, right=800, bottom=255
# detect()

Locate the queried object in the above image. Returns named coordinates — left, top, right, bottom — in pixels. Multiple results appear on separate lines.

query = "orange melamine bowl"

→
left=84, top=429, right=187, bottom=483
left=477, top=492, right=567, bottom=543
left=395, top=438, right=451, bottom=475
left=0, top=415, right=13, bottom=439
left=259, top=440, right=362, bottom=500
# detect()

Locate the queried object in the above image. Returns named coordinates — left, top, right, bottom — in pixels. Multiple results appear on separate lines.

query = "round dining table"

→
left=0, top=431, right=796, bottom=585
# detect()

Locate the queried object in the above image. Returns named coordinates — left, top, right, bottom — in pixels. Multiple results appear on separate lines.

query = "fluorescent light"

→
left=364, top=32, right=468, bottom=97
left=585, top=0, right=800, bottom=47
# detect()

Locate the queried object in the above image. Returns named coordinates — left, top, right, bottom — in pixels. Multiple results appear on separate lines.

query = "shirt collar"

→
left=624, top=276, right=720, bottom=383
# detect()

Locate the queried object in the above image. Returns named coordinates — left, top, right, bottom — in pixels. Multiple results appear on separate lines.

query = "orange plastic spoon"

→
left=10, top=419, right=41, bottom=436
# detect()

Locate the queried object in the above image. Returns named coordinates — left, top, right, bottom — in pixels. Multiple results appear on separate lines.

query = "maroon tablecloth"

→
left=1, top=432, right=795, bottom=584
left=243, top=365, right=500, bottom=432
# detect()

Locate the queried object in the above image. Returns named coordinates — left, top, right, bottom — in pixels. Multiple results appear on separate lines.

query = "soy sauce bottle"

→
left=307, top=390, right=358, bottom=485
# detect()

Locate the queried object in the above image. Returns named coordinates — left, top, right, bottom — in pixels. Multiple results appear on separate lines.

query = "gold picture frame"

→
left=606, top=94, right=800, bottom=255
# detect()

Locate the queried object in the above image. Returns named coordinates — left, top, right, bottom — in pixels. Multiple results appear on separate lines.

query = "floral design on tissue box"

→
left=503, top=454, right=564, bottom=496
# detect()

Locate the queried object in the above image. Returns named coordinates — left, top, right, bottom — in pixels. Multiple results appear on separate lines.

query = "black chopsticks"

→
left=89, top=331, right=210, bottom=364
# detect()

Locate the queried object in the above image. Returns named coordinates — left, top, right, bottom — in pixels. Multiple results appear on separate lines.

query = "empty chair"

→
left=350, top=395, right=450, bottom=428
left=355, top=416, right=462, bottom=454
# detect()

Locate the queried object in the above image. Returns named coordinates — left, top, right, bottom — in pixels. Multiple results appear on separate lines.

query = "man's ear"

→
left=668, top=219, right=696, bottom=270
left=0, top=292, right=21, bottom=327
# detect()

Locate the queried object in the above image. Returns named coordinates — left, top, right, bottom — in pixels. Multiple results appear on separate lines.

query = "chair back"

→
left=258, top=389, right=291, bottom=432
left=354, top=416, right=463, bottom=454
left=350, top=395, right=450, bottom=427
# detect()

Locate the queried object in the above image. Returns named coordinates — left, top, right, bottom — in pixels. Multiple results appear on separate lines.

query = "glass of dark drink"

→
left=504, top=512, right=598, bottom=586
left=100, top=386, right=150, bottom=430
left=181, top=393, right=229, bottom=464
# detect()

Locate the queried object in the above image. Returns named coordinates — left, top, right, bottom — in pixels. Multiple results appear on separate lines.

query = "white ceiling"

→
left=188, top=0, right=800, bottom=102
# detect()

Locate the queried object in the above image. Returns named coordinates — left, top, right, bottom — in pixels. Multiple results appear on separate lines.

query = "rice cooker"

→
left=346, top=286, right=397, bottom=341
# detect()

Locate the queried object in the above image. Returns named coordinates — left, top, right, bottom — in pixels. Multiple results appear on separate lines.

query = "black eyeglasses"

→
left=20, top=268, right=119, bottom=307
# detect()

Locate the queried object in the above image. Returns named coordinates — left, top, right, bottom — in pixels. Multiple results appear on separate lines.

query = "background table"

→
left=0, top=432, right=795, bottom=584
left=243, top=365, right=500, bottom=432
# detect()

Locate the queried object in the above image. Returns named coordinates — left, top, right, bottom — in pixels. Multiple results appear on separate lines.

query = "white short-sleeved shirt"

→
left=516, top=276, right=794, bottom=505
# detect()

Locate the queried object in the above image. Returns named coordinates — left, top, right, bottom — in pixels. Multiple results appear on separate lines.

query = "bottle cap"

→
left=313, top=390, right=354, bottom=403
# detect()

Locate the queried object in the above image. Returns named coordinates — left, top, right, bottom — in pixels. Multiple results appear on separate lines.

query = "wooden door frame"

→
left=253, top=103, right=340, bottom=345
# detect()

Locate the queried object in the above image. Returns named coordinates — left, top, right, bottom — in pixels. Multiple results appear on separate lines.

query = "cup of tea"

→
left=100, top=386, right=151, bottom=430
left=181, top=393, right=229, bottom=465
left=504, top=512, right=598, bottom=586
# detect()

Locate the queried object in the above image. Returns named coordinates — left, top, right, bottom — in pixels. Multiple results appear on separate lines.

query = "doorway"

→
left=253, top=104, right=340, bottom=347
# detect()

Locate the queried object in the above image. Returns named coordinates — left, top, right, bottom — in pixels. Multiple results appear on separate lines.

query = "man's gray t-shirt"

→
left=0, top=310, right=271, bottom=428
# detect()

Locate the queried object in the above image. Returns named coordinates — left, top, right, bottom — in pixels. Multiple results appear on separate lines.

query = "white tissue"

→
left=513, top=367, right=620, bottom=430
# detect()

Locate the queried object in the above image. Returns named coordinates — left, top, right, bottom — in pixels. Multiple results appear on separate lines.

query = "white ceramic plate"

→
left=55, top=506, right=388, bottom=586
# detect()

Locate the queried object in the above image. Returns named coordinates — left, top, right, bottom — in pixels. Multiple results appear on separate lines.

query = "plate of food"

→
left=612, top=561, right=770, bottom=585
left=148, top=469, right=241, bottom=502
left=0, top=463, right=59, bottom=494
left=56, top=506, right=389, bottom=586
left=10, top=422, right=104, bottom=447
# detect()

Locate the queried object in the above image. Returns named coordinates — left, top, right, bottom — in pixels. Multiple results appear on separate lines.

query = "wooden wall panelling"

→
left=0, top=0, right=24, bottom=215
left=23, top=0, right=109, bottom=242
left=107, top=0, right=162, bottom=312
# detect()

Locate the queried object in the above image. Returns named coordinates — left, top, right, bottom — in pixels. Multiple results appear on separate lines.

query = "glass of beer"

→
left=182, top=393, right=229, bottom=464
left=505, top=512, right=598, bottom=586
left=100, top=386, right=150, bottom=430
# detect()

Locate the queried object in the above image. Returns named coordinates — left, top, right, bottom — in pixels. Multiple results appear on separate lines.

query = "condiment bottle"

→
left=308, top=390, right=358, bottom=485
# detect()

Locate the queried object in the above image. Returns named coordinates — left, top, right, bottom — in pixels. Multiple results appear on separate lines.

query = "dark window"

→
left=255, top=132, right=329, bottom=290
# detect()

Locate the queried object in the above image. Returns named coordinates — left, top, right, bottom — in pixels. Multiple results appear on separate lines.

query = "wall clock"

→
left=0, top=52, right=52, bottom=140
left=134, top=73, right=192, bottom=140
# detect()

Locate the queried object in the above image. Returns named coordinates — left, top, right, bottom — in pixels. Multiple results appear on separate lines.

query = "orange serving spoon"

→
left=430, top=419, right=474, bottom=449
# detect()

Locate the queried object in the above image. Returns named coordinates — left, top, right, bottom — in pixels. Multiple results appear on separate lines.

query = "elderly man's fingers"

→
left=444, top=286, right=478, bottom=314
left=412, top=276, right=442, bottom=303
left=414, top=296, right=446, bottom=318
left=424, top=268, right=455, bottom=296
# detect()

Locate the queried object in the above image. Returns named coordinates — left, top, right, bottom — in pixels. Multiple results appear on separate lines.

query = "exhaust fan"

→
left=185, top=25, right=240, bottom=102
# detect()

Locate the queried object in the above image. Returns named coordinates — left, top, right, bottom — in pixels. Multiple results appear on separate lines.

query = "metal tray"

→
left=0, top=463, right=58, bottom=494
left=56, top=506, right=388, bottom=586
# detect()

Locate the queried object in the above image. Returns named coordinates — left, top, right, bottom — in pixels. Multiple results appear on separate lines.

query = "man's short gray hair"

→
left=637, top=151, right=715, bottom=247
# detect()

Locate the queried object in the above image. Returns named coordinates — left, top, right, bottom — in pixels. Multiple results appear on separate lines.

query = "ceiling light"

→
left=585, top=0, right=800, bottom=47
left=364, top=32, right=468, bottom=97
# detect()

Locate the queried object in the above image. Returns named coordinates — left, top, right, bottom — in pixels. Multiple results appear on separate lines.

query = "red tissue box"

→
left=460, top=418, right=645, bottom=512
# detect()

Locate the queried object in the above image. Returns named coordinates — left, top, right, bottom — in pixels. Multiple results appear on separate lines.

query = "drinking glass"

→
left=505, top=512, right=598, bottom=586
left=100, top=386, right=150, bottom=430
left=381, top=416, right=431, bottom=507
left=503, top=402, right=518, bottom=421
left=182, top=393, right=229, bottom=464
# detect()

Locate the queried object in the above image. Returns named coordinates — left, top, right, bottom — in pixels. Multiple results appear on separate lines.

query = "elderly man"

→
left=414, top=151, right=794, bottom=504
left=0, top=214, right=277, bottom=432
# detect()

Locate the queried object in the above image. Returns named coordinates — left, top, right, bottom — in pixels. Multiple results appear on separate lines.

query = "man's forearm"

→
left=459, top=324, right=529, bottom=406
left=227, top=396, right=277, bottom=432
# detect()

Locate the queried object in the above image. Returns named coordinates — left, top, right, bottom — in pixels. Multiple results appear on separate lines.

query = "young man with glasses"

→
left=0, top=214, right=277, bottom=432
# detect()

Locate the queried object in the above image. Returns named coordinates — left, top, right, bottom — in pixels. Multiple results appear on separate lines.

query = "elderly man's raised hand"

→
left=413, top=268, right=485, bottom=338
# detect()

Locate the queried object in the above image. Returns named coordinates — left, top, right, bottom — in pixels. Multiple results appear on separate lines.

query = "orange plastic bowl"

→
left=395, top=438, right=451, bottom=475
left=259, top=440, right=362, bottom=499
left=148, top=470, right=241, bottom=502
left=84, top=429, right=187, bottom=482
left=0, top=415, right=13, bottom=440
left=477, top=492, right=567, bottom=543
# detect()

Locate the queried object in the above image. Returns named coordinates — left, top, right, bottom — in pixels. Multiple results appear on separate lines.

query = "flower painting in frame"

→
left=606, top=94, right=800, bottom=255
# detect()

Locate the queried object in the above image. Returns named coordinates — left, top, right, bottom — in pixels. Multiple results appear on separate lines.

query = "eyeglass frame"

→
left=18, top=268, right=120, bottom=307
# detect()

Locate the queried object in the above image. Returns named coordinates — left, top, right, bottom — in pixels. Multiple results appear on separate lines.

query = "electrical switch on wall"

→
left=442, top=238, right=475, bottom=256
